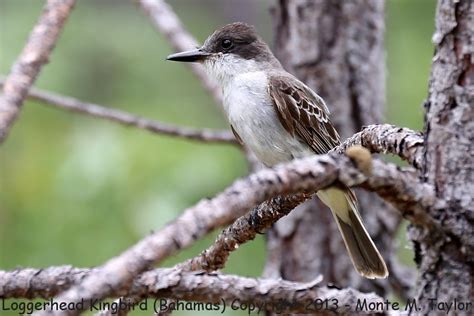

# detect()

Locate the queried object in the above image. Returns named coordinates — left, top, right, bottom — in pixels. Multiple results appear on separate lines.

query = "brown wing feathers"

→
left=268, top=73, right=388, bottom=279
left=271, top=83, right=296, bottom=136
left=269, top=75, right=340, bottom=155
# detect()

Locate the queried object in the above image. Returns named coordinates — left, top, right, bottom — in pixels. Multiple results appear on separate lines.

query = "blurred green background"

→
left=0, top=0, right=434, bottom=315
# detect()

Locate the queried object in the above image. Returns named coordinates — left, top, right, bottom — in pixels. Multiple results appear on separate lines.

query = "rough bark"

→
left=269, top=0, right=402, bottom=298
left=0, top=266, right=383, bottom=315
left=333, top=124, right=424, bottom=169
left=180, top=193, right=311, bottom=272
left=411, top=0, right=474, bottom=313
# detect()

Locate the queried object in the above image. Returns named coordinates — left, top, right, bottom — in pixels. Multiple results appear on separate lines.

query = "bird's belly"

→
left=227, top=96, right=312, bottom=167
left=223, top=71, right=313, bottom=166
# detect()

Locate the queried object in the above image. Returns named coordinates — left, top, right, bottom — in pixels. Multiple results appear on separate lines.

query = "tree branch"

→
left=0, top=0, right=76, bottom=144
left=33, top=150, right=437, bottom=315
left=181, top=130, right=428, bottom=273
left=0, top=80, right=237, bottom=145
left=175, top=126, right=426, bottom=296
left=187, top=138, right=433, bottom=275
left=179, top=193, right=311, bottom=272
left=335, top=124, right=424, bottom=169
left=0, top=266, right=383, bottom=315
left=134, top=0, right=222, bottom=105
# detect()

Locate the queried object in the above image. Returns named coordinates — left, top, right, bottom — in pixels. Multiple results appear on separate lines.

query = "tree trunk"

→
left=411, top=0, right=474, bottom=313
left=267, top=0, right=406, bottom=298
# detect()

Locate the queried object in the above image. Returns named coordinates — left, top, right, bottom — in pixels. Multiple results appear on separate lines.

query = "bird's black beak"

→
left=166, top=49, right=210, bottom=62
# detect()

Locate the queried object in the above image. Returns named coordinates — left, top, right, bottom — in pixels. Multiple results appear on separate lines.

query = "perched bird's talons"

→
left=345, top=145, right=373, bottom=176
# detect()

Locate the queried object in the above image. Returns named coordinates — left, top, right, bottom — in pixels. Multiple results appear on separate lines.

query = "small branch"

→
left=334, top=124, right=424, bottom=169
left=0, top=0, right=76, bottom=144
left=34, top=151, right=437, bottom=315
left=0, top=266, right=383, bottom=315
left=0, top=80, right=237, bottom=145
left=135, top=0, right=222, bottom=105
left=180, top=193, right=311, bottom=272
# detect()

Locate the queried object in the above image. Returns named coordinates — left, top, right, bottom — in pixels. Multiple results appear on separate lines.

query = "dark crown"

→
left=203, top=22, right=279, bottom=65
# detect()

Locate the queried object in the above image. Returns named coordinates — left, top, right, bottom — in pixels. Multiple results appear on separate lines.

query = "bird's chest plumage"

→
left=222, top=71, right=310, bottom=166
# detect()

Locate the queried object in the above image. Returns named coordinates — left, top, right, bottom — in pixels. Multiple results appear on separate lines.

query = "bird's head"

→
left=167, top=22, right=281, bottom=83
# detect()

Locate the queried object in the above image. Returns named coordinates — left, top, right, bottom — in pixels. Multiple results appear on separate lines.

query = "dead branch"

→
left=33, top=150, right=437, bottom=315
left=135, top=0, right=222, bottom=105
left=0, top=80, right=237, bottom=145
left=180, top=193, right=311, bottom=272
left=0, top=0, right=76, bottom=144
left=0, top=266, right=383, bottom=315
left=335, top=124, right=424, bottom=169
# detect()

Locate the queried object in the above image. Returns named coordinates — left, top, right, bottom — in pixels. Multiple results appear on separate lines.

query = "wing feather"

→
left=268, top=74, right=341, bottom=154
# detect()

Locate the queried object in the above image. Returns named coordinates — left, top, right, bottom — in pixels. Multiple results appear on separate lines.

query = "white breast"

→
left=222, top=71, right=312, bottom=166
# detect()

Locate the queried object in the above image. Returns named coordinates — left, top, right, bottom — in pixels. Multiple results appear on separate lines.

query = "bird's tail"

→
left=317, top=188, right=388, bottom=279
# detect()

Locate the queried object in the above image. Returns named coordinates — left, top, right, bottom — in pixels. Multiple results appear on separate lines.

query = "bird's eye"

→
left=221, top=39, right=233, bottom=49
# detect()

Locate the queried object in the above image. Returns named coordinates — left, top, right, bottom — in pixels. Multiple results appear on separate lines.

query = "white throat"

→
left=203, top=54, right=263, bottom=89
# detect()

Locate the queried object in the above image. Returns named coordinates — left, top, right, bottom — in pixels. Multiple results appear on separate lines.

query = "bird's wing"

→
left=268, top=73, right=341, bottom=154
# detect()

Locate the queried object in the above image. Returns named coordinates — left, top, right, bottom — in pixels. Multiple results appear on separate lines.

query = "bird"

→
left=167, top=22, right=388, bottom=279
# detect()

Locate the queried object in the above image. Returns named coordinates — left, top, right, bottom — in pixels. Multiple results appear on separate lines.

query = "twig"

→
left=179, top=193, right=311, bottom=272
left=0, top=80, right=237, bottom=145
left=134, top=0, right=222, bottom=105
left=0, top=266, right=384, bottom=315
left=0, top=0, right=76, bottom=144
left=334, top=124, right=424, bottom=169
left=34, top=151, right=437, bottom=315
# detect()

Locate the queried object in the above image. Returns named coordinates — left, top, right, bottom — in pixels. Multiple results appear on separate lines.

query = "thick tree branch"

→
left=0, top=266, right=383, bottom=315
left=0, top=0, right=75, bottom=144
left=34, top=151, right=436, bottom=315
left=411, top=0, right=474, bottom=310
left=0, top=80, right=237, bottom=145
left=134, top=0, right=222, bottom=105
left=335, top=124, right=424, bottom=169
